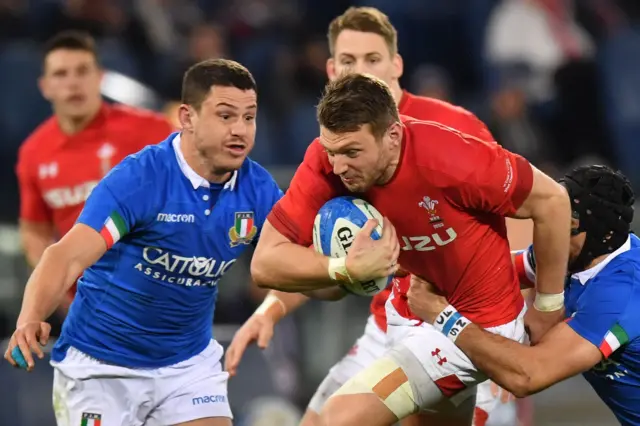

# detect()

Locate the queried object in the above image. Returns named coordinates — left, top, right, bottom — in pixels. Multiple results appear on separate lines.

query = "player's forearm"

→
left=454, top=324, right=546, bottom=398
left=20, top=228, right=55, bottom=268
left=530, top=191, right=571, bottom=296
left=304, top=286, right=347, bottom=301
left=255, top=291, right=310, bottom=324
left=251, top=242, right=338, bottom=291
left=17, top=243, right=83, bottom=325
left=23, top=244, right=48, bottom=269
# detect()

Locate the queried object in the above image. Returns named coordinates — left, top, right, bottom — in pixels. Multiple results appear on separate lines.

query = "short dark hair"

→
left=328, top=7, right=398, bottom=56
left=317, top=73, right=399, bottom=139
left=42, top=30, right=99, bottom=70
left=181, top=59, right=257, bottom=110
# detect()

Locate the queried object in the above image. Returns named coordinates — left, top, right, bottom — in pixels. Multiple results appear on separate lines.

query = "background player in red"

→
left=250, top=73, right=571, bottom=426
left=225, top=7, right=531, bottom=426
left=16, top=30, right=173, bottom=315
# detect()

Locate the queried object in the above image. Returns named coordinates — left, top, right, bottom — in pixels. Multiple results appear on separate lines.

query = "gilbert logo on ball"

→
left=313, top=196, right=392, bottom=296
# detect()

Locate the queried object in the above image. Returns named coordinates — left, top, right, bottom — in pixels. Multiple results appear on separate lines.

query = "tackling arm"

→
left=449, top=321, right=602, bottom=397
left=17, top=224, right=106, bottom=325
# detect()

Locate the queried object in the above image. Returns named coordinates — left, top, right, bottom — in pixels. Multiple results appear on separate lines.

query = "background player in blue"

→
left=3, top=58, right=283, bottom=426
left=406, top=165, right=640, bottom=426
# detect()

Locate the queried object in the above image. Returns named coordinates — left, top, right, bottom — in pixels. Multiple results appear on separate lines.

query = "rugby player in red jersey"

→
left=226, top=7, right=533, bottom=426
left=16, top=31, right=173, bottom=314
left=250, top=73, right=570, bottom=426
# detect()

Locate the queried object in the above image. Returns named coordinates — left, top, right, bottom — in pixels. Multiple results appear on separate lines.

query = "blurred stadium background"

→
left=0, top=0, right=639, bottom=424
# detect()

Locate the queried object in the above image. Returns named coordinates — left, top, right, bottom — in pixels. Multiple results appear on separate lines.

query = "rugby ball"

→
left=312, top=196, right=393, bottom=296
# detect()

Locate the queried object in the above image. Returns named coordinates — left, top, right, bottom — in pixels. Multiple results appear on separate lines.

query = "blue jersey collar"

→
left=172, top=133, right=238, bottom=191
left=572, top=235, right=632, bottom=285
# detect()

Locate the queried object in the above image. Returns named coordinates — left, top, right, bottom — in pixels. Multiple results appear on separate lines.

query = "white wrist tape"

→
left=328, top=257, right=354, bottom=283
left=255, top=293, right=286, bottom=316
left=433, top=304, right=471, bottom=343
left=533, top=292, right=565, bottom=312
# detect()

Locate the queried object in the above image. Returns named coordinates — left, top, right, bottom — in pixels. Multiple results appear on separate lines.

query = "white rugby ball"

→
left=312, top=196, right=393, bottom=296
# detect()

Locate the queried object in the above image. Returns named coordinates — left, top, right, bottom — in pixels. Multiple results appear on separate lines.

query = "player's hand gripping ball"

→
left=313, top=196, right=393, bottom=296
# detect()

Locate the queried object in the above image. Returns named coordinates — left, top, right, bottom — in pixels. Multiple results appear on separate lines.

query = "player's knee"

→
left=326, top=356, right=418, bottom=421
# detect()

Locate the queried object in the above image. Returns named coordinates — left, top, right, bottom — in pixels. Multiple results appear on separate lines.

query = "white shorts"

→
left=385, top=295, right=527, bottom=414
left=51, top=339, right=232, bottom=426
left=307, top=315, right=387, bottom=413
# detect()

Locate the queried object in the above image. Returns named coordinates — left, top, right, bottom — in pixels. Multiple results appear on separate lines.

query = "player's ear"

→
left=387, top=121, right=402, bottom=148
left=326, top=58, right=337, bottom=81
left=392, top=53, right=403, bottom=80
left=38, top=76, right=51, bottom=101
left=178, top=104, right=195, bottom=132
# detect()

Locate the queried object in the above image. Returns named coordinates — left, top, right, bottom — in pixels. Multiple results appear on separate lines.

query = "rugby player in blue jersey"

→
left=4, top=59, right=284, bottom=426
left=407, top=165, right=640, bottom=426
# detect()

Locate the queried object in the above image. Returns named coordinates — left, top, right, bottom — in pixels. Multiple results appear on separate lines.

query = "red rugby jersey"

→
left=268, top=116, right=532, bottom=328
left=17, top=102, right=173, bottom=237
left=369, top=92, right=496, bottom=331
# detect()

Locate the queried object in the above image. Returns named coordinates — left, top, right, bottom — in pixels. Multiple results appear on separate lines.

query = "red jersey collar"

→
left=54, top=102, right=110, bottom=146
left=398, top=90, right=411, bottom=113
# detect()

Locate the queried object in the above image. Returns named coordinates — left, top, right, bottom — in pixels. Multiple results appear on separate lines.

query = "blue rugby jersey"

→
left=565, top=234, right=640, bottom=426
left=52, top=132, right=283, bottom=368
left=520, top=235, right=640, bottom=425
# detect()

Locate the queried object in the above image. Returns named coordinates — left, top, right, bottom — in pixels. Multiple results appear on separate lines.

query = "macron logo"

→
left=192, top=395, right=226, bottom=405
left=156, top=213, right=195, bottom=223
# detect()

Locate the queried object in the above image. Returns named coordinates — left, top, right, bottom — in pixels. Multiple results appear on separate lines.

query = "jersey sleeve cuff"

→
left=267, top=204, right=309, bottom=246
left=510, top=155, right=534, bottom=212
left=514, top=251, right=535, bottom=288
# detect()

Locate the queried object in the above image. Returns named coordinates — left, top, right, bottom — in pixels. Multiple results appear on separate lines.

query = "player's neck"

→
left=378, top=130, right=403, bottom=185
left=180, top=133, right=232, bottom=184
left=55, top=103, right=102, bottom=135
left=584, top=253, right=610, bottom=271
left=390, top=81, right=404, bottom=106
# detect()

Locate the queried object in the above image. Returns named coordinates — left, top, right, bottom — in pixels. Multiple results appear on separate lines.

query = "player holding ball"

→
left=249, top=73, right=571, bottom=426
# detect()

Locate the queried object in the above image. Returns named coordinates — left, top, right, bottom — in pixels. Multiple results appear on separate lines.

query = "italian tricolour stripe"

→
left=600, top=323, right=629, bottom=358
left=235, top=214, right=254, bottom=238
left=81, top=412, right=101, bottom=426
left=99, top=212, right=127, bottom=248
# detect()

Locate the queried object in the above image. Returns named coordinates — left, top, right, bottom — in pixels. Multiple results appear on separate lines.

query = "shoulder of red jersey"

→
left=401, top=117, right=502, bottom=185
left=302, top=137, right=333, bottom=174
left=106, top=103, right=171, bottom=126
left=400, top=92, right=493, bottom=141
left=18, top=116, right=60, bottom=160
left=106, top=103, right=174, bottom=146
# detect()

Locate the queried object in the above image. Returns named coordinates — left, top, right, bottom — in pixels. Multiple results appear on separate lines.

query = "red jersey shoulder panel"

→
left=402, top=118, right=533, bottom=216
left=18, top=116, right=63, bottom=159
left=106, top=104, right=174, bottom=150
left=267, top=139, right=343, bottom=245
left=399, top=91, right=493, bottom=142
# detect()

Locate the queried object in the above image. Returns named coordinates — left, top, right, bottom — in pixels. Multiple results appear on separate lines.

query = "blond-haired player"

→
left=226, top=7, right=531, bottom=426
